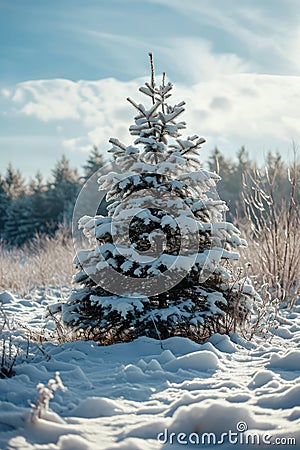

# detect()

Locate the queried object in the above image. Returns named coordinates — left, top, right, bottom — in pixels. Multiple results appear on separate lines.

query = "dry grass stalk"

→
left=238, top=154, right=299, bottom=307
left=0, top=227, right=76, bottom=296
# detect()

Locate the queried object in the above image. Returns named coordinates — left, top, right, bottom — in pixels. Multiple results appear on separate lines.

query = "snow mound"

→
left=275, top=326, right=294, bottom=339
left=156, top=349, right=175, bottom=364
left=122, top=364, right=149, bottom=382
left=248, top=370, right=274, bottom=389
left=23, top=420, right=81, bottom=446
left=257, top=385, right=300, bottom=409
left=70, top=397, right=125, bottom=418
left=57, top=434, right=91, bottom=450
left=0, top=290, right=16, bottom=304
left=164, top=350, right=220, bottom=372
left=170, top=399, right=272, bottom=434
left=208, top=333, right=237, bottom=353
left=267, top=350, right=300, bottom=371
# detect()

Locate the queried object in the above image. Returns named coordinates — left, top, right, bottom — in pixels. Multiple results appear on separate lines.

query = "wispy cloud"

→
left=1, top=0, right=299, bottom=84
left=149, top=0, right=300, bottom=76
left=156, top=38, right=250, bottom=83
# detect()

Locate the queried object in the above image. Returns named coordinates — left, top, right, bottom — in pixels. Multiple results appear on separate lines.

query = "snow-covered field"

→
left=0, top=289, right=299, bottom=449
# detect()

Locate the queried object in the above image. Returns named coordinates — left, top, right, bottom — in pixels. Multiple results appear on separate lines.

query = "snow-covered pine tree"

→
left=60, top=55, right=259, bottom=343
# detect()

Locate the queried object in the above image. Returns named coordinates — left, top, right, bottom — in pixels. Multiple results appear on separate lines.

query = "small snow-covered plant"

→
left=60, top=54, right=260, bottom=344
left=30, top=371, right=67, bottom=422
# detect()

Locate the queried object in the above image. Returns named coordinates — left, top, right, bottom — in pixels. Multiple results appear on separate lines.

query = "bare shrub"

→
left=0, top=226, right=76, bottom=296
left=0, top=304, right=28, bottom=378
left=241, top=282, right=280, bottom=340
left=238, top=154, right=300, bottom=307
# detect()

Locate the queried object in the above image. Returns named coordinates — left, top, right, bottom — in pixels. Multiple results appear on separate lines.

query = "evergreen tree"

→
left=208, top=148, right=238, bottom=214
left=3, top=172, right=49, bottom=245
left=3, top=197, right=32, bottom=245
left=47, top=155, right=81, bottom=228
left=27, top=172, right=50, bottom=235
left=60, top=56, right=259, bottom=343
left=1, top=164, right=27, bottom=244
left=29, top=171, right=44, bottom=194
left=208, top=147, right=255, bottom=218
left=264, top=151, right=290, bottom=204
left=0, top=175, right=9, bottom=235
left=237, top=146, right=252, bottom=174
left=3, top=163, right=26, bottom=199
left=83, top=146, right=105, bottom=180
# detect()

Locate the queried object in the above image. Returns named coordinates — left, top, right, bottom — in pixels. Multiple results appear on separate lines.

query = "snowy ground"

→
left=0, top=288, right=299, bottom=450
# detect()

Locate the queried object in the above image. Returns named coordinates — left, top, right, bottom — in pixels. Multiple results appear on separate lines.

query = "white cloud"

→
left=4, top=73, right=300, bottom=165
left=1, top=88, right=11, bottom=98
left=12, top=79, right=82, bottom=121
left=181, top=74, right=300, bottom=142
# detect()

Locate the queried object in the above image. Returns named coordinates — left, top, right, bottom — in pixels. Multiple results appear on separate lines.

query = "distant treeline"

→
left=0, top=146, right=297, bottom=246
left=0, top=147, right=104, bottom=246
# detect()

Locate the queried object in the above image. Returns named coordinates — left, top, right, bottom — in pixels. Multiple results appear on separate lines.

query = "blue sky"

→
left=1, top=0, right=300, bottom=179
